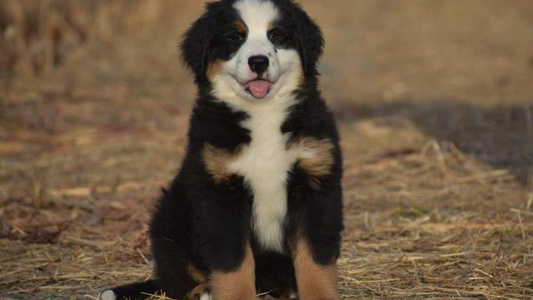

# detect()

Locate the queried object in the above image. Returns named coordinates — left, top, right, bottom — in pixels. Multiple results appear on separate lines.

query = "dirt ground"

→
left=1, top=1, right=533, bottom=299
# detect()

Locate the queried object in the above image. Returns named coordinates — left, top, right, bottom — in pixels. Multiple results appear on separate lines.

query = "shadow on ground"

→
left=333, top=99, right=533, bottom=185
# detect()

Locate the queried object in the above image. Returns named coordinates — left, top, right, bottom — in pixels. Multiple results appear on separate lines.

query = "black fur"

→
left=100, top=1, right=342, bottom=299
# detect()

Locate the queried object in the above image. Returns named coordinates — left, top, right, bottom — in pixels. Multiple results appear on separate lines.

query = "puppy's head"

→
left=181, top=0, right=323, bottom=101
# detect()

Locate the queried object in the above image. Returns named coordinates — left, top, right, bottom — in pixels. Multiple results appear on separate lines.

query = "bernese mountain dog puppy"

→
left=99, top=0, right=343, bottom=299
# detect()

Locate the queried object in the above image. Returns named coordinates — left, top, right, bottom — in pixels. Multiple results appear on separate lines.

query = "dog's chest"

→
left=228, top=102, right=298, bottom=252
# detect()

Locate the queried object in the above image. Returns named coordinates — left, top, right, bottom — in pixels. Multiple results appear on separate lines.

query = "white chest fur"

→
left=228, top=98, right=299, bottom=252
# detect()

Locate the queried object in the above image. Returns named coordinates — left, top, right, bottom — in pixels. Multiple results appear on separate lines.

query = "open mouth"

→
left=243, top=79, right=273, bottom=99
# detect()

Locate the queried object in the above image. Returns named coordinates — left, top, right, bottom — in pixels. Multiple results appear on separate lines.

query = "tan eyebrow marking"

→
left=267, top=21, right=274, bottom=31
left=234, top=20, right=247, bottom=33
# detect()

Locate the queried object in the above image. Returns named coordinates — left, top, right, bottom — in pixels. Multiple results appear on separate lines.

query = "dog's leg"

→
left=210, top=244, right=257, bottom=300
left=293, top=239, right=339, bottom=300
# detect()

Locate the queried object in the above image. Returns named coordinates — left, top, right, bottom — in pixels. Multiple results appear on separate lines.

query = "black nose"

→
left=248, top=55, right=269, bottom=74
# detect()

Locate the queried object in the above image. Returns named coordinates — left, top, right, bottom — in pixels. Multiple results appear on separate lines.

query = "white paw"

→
left=99, top=290, right=117, bottom=300
left=199, top=290, right=213, bottom=300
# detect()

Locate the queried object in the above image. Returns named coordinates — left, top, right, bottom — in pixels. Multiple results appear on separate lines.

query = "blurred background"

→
left=1, top=1, right=532, bottom=299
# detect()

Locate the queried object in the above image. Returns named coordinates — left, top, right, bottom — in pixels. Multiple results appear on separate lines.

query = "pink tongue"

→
left=248, top=80, right=271, bottom=98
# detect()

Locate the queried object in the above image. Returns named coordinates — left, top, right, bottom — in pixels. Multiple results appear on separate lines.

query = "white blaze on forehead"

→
left=234, top=0, right=279, bottom=37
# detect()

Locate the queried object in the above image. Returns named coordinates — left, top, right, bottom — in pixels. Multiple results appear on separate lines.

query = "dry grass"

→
left=1, top=1, right=533, bottom=299
left=0, top=0, right=179, bottom=101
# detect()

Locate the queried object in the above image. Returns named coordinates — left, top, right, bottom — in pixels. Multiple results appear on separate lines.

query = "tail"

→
left=99, top=280, right=159, bottom=300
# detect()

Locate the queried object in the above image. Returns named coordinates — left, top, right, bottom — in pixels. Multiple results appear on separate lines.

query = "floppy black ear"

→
left=292, top=3, right=324, bottom=76
left=180, top=2, right=221, bottom=83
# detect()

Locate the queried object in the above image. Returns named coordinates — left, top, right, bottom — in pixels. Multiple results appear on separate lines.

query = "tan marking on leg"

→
left=210, top=244, right=257, bottom=300
left=293, top=240, right=339, bottom=300
left=188, top=263, right=208, bottom=283
left=202, top=143, right=242, bottom=183
left=185, top=283, right=209, bottom=300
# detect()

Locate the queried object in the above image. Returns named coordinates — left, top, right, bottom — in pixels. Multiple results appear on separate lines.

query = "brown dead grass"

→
left=1, top=1, right=533, bottom=299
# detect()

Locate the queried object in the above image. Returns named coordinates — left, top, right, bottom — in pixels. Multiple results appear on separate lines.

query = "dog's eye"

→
left=268, top=29, right=287, bottom=44
left=224, top=32, right=244, bottom=43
